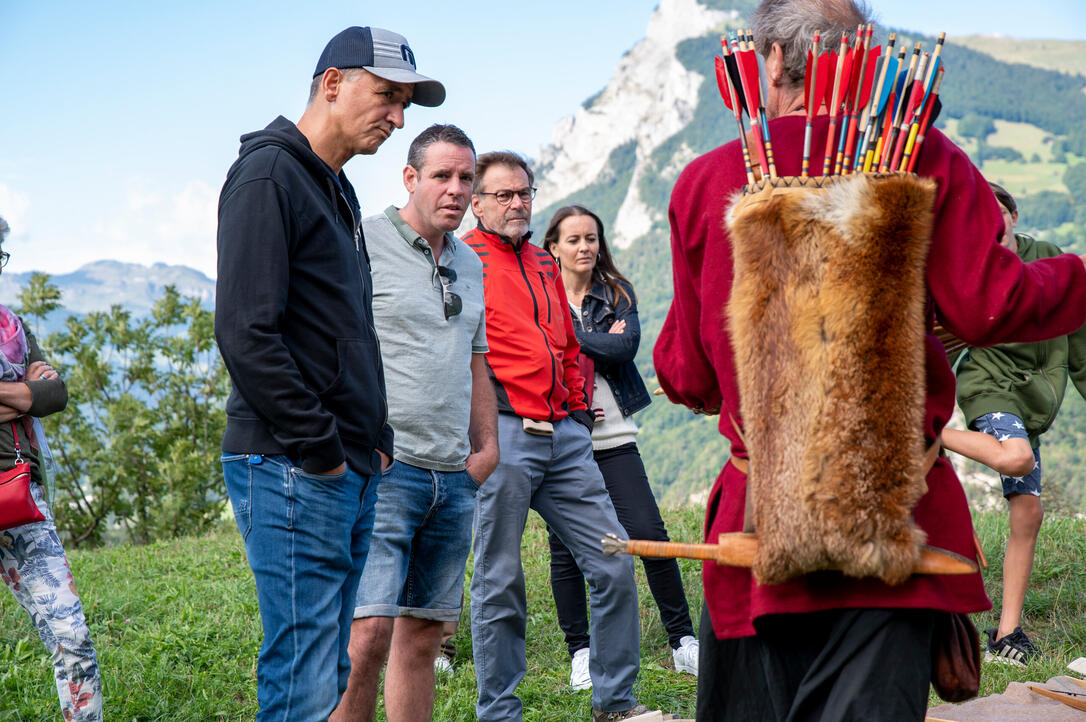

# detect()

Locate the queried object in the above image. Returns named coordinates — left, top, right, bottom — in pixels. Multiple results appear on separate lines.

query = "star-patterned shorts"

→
left=970, top=412, right=1042, bottom=498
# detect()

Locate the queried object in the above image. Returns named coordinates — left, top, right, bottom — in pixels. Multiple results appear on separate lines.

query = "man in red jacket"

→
left=463, top=152, right=649, bottom=722
left=654, top=1, right=1086, bottom=720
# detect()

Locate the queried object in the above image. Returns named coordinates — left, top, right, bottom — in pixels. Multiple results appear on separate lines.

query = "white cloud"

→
left=155, top=180, right=218, bottom=275
left=71, top=178, right=219, bottom=278
left=125, top=181, right=163, bottom=212
left=0, top=183, right=30, bottom=236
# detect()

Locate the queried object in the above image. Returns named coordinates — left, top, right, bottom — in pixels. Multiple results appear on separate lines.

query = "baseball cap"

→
left=313, top=26, right=446, bottom=107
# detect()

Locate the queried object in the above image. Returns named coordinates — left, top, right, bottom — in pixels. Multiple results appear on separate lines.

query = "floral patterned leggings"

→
left=1, top=481, right=102, bottom=721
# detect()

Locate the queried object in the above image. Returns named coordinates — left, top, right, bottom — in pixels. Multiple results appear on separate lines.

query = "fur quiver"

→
left=726, top=172, right=937, bottom=586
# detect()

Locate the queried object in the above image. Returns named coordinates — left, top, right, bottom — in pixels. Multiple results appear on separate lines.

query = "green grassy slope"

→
left=950, top=36, right=1086, bottom=78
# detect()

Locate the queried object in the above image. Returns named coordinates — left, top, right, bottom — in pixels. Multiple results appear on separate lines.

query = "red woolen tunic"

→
left=654, top=114, right=1086, bottom=640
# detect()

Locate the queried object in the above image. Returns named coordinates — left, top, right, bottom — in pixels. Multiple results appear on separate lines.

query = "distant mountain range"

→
left=0, top=260, right=214, bottom=319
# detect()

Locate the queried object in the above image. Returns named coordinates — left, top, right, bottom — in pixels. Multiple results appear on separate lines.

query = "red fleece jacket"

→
left=463, top=227, right=588, bottom=421
left=655, top=115, right=1086, bottom=640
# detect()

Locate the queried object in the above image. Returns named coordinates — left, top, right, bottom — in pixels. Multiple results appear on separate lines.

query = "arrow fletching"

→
left=857, top=44, right=881, bottom=110
left=875, top=50, right=902, bottom=116
left=715, top=56, right=733, bottom=111
left=738, top=47, right=762, bottom=112
left=822, top=50, right=839, bottom=116
left=724, top=51, right=748, bottom=116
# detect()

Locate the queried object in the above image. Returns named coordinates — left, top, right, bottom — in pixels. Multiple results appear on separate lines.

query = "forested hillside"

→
left=531, top=0, right=1086, bottom=508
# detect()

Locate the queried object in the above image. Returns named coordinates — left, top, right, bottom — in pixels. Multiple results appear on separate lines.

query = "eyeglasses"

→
left=432, top=265, right=462, bottom=320
left=0, top=252, right=8, bottom=269
left=477, top=187, right=537, bottom=206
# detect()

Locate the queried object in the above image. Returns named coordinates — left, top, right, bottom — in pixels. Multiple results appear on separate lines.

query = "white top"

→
left=570, top=302, right=638, bottom=451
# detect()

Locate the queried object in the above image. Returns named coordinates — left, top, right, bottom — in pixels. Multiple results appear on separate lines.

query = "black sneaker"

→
left=985, top=626, right=1038, bottom=666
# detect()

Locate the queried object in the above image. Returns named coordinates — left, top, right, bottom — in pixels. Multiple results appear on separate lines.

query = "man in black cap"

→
left=215, top=26, right=444, bottom=721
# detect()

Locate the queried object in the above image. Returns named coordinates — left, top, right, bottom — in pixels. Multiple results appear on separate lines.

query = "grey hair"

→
left=407, top=124, right=476, bottom=172
left=473, top=151, right=535, bottom=196
left=0, top=216, right=8, bottom=245
left=750, top=0, right=873, bottom=88
left=308, top=67, right=369, bottom=103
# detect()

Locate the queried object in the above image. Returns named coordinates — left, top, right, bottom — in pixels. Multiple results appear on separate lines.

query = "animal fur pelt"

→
left=726, top=172, right=937, bottom=586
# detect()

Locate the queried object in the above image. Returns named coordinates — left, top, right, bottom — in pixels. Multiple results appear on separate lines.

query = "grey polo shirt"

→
left=364, top=206, right=487, bottom=471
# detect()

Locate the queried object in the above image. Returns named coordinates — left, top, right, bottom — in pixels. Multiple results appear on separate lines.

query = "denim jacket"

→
left=571, top=278, right=651, bottom=417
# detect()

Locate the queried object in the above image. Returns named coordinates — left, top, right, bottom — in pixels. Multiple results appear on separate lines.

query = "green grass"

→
left=928, top=511, right=1086, bottom=709
left=950, top=36, right=1086, bottom=78
left=3, top=508, right=1083, bottom=720
left=0, top=510, right=704, bottom=721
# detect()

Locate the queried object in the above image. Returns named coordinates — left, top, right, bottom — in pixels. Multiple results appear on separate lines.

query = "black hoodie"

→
left=215, top=116, right=392, bottom=476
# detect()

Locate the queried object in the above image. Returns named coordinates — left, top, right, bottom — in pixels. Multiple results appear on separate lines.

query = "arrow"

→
left=735, top=32, right=772, bottom=178
left=821, top=32, right=850, bottom=176
left=719, top=36, right=757, bottom=185
left=838, top=25, right=875, bottom=174
left=879, top=42, right=922, bottom=172
left=866, top=44, right=906, bottom=172
left=857, top=36, right=900, bottom=171
left=802, top=31, right=822, bottom=179
left=833, top=26, right=866, bottom=174
left=895, top=43, right=943, bottom=172
left=905, top=65, right=945, bottom=172
left=889, top=52, right=929, bottom=171
left=747, top=29, right=778, bottom=179
left=924, top=32, right=946, bottom=97
left=843, top=32, right=880, bottom=173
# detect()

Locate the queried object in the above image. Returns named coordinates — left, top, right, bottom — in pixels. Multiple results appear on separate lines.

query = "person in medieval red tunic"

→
left=653, top=1, right=1086, bottom=720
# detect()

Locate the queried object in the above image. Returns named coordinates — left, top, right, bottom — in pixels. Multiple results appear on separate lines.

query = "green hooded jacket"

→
left=955, top=234, right=1086, bottom=446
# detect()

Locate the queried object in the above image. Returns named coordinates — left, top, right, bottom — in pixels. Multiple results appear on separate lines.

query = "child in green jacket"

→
left=942, top=183, right=1086, bottom=665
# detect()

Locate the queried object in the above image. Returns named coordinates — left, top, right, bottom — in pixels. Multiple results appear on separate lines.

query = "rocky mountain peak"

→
left=534, top=0, right=735, bottom=247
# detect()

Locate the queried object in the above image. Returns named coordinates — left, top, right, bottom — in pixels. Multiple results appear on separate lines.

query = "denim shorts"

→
left=353, top=460, right=479, bottom=621
left=970, top=412, right=1042, bottom=498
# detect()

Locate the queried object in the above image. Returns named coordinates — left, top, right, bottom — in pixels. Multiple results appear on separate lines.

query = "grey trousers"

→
left=471, top=414, right=640, bottom=721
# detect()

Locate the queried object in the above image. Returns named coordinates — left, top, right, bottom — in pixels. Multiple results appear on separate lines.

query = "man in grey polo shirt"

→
left=331, top=124, right=498, bottom=722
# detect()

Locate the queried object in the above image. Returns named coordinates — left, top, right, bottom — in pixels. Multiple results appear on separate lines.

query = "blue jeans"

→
left=353, top=460, right=478, bottom=621
left=222, top=453, right=378, bottom=722
left=471, top=415, right=640, bottom=721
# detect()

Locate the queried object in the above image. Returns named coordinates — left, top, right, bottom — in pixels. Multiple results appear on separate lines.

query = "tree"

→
left=42, top=285, right=229, bottom=546
left=957, top=113, right=996, bottom=141
left=1017, top=191, right=1074, bottom=232
left=14, top=271, right=63, bottom=337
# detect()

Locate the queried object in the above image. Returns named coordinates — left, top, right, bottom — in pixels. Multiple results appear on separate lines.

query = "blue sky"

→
left=1, top=0, right=1083, bottom=278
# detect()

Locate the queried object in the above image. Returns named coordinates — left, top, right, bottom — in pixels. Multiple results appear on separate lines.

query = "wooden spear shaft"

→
left=602, top=533, right=979, bottom=575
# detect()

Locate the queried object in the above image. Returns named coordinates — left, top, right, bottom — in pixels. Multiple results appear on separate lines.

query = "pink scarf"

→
left=0, top=303, right=28, bottom=379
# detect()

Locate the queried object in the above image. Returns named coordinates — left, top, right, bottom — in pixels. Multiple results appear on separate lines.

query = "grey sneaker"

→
left=985, top=626, right=1038, bottom=666
left=570, top=647, right=592, bottom=690
left=592, top=704, right=654, bottom=722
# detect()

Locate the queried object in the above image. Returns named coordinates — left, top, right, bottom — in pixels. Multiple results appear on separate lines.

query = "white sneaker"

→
left=570, top=647, right=592, bottom=690
left=434, top=655, right=453, bottom=675
left=672, top=635, right=699, bottom=676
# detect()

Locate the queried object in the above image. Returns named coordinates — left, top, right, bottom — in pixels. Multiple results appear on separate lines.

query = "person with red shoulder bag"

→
left=0, top=217, right=102, bottom=721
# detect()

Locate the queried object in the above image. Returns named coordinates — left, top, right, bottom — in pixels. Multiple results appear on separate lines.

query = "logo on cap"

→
left=400, top=45, right=416, bottom=68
